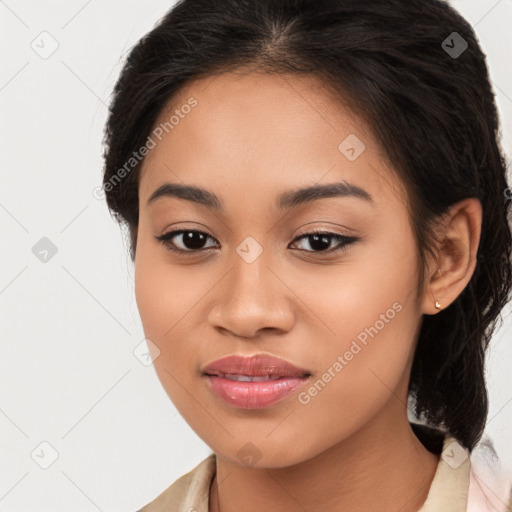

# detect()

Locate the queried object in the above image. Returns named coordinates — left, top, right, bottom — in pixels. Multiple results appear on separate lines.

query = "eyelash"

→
left=155, top=229, right=358, bottom=257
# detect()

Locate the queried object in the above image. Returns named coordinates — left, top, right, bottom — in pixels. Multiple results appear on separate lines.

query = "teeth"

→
left=223, top=374, right=282, bottom=382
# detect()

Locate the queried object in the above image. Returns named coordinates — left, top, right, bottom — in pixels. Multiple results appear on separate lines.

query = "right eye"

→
left=155, top=230, right=219, bottom=254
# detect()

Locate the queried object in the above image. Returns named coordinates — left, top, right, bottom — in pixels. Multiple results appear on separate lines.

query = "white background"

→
left=1, top=1, right=511, bottom=510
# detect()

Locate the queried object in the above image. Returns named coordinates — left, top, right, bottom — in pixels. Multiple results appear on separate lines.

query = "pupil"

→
left=184, top=231, right=206, bottom=250
left=309, top=234, right=330, bottom=251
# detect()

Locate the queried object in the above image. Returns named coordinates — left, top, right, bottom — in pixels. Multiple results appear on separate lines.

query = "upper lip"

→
left=202, top=354, right=311, bottom=378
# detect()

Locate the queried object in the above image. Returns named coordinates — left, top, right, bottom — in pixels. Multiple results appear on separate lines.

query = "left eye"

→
left=289, top=232, right=358, bottom=254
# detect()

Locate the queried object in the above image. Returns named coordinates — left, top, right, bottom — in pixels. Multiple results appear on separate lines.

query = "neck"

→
left=209, top=409, right=440, bottom=512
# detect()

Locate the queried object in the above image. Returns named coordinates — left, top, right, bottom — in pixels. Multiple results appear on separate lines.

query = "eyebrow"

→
left=147, top=180, right=373, bottom=210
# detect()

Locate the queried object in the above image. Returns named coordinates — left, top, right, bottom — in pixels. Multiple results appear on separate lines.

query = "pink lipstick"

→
left=202, top=354, right=311, bottom=409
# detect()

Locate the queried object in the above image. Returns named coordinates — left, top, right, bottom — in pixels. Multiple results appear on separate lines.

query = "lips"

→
left=201, top=354, right=311, bottom=379
left=202, top=354, right=312, bottom=409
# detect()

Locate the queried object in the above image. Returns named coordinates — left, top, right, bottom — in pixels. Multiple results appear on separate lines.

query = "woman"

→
left=101, top=0, right=512, bottom=510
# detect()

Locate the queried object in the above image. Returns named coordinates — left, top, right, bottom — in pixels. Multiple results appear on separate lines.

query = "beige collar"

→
left=418, top=434, right=471, bottom=511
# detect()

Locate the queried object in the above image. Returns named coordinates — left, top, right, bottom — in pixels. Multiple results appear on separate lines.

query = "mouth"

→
left=201, top=354, right=312, bottom=409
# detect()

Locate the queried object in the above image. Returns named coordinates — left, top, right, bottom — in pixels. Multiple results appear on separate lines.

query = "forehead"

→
left=138, top=71, right=405, bottom=207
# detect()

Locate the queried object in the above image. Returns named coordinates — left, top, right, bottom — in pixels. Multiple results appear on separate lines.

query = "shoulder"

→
left=467, top=436, right=512, bottom=512
left=137, top=453, right=216, bottom=512
left=411, top=420, right=512, bottom=512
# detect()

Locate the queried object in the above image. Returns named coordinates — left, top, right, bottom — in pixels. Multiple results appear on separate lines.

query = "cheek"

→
left=134, top=239, right=211, bottom=393
left=135, top=263, right=194, bottom=378
left=293, top=226, right=418, bottom=356
left=289, top=233, right=419, bottom=420
left=134, top=235, right=205, bottom=339
left=280, top=301, right=418, bottom=464
left=134, top=256, right=203, bottom=422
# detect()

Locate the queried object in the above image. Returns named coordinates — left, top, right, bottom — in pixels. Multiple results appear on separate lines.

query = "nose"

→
left=207, top=249, right=296, bottom=339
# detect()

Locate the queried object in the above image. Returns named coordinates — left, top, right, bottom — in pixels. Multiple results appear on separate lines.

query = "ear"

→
left=421, top=198, right=482, bottom=315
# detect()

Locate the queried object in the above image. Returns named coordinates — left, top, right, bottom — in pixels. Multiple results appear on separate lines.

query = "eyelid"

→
left=292, top=224, right=355, bottom=238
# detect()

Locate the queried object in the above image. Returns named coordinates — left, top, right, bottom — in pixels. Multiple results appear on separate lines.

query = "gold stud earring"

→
left=435, top=300, right=442, bottom=310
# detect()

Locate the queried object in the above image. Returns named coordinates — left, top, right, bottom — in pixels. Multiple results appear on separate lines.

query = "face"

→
left=135, top=71, right=426, bottom=468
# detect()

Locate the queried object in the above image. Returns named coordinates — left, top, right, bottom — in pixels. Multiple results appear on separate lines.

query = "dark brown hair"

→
left=102, top=0, right=512, bottom=451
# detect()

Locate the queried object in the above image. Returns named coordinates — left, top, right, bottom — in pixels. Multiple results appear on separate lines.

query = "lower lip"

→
left=205, top=375, right=309, bottom=409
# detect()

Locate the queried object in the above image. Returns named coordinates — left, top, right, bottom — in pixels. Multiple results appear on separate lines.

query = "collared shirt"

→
left=138, top=423, right=512, bottom=512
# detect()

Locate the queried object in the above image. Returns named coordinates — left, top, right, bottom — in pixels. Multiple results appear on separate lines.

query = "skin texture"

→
left=134, top=71, right=482, bottom=512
